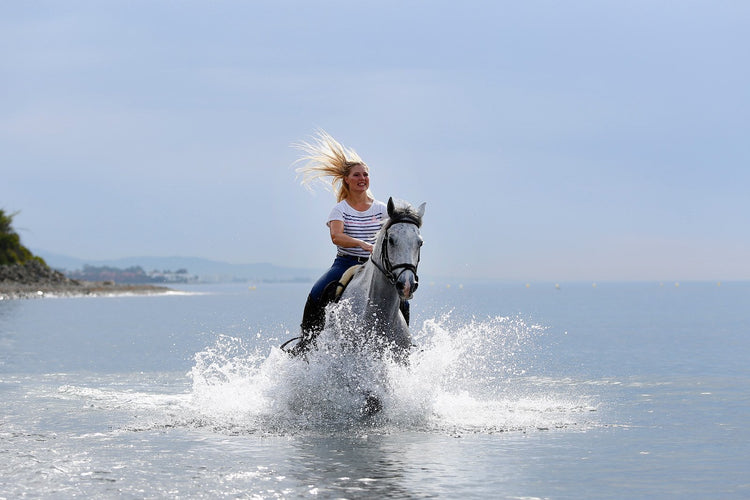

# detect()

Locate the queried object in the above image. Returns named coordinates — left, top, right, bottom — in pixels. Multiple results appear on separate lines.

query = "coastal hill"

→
left=0, top=209, right=167, bottom=299
left=0, top=209, right=46, bottom=266
left=39, top=252, right=320, bottom=284
left=1, top=208, right=319, bottom=299
left=0, top=209, right=72, bottom=288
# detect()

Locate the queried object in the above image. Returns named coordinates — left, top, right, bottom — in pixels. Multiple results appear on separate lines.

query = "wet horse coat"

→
left=332, top=198, right=425, bottom=361
left=283, top=198, right=425, bottom=363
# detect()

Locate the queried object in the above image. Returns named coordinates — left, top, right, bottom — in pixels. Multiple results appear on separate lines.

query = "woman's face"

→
left=345, top=164, right=370, bottom=194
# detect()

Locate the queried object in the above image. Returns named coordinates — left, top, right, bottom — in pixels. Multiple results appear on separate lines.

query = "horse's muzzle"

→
left=396, top=270, right=418, bottom=300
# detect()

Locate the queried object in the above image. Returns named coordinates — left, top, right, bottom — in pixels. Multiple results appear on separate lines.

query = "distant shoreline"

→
left=0, top=281, right=173, bottom=300
left=0, top=260, right=173, bottom=300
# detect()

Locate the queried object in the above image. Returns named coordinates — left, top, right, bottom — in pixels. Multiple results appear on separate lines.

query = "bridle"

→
left=370, top=216, right=422, bottom=290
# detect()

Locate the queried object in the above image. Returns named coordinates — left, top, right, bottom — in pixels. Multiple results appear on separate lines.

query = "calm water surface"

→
left=1, top=281, right=748, bottom=498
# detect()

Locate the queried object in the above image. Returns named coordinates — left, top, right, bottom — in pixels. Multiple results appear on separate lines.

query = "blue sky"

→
left=2, top=1, right=749, bottom=281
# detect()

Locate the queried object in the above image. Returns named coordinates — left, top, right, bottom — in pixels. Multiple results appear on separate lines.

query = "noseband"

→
left=370, top=216, right=421, bottom=290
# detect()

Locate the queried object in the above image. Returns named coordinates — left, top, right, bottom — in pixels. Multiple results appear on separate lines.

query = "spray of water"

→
left=185, top=313, right=595, bottom=435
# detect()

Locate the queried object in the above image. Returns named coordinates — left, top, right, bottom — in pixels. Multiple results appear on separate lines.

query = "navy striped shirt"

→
left=327, top=199, right=387, bottom=258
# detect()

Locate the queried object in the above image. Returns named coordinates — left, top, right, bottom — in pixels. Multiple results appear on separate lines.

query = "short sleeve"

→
left=327, top=202, right=345, bottom=227
left=373, top=200, right=388, bottom=219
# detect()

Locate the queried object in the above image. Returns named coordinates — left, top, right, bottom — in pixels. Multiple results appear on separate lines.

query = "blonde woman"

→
left=288, top=131, right=389, bottom=354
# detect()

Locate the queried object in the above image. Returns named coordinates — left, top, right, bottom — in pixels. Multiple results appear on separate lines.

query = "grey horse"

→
left=281, top=198, right=425, bottom=414
left=331, top=197, right=425, bottom=363
left=282, top=197, right=425, bottom=364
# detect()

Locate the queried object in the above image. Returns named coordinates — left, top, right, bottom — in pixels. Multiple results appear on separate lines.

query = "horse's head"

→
left=374, top=197, right=426, bottom=300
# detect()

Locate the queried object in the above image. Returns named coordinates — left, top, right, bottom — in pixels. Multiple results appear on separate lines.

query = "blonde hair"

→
left=294, top=130, right=371, bottom=202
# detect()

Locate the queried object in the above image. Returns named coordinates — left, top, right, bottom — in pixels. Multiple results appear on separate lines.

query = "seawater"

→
left=1, top=281, right=748, bottom=498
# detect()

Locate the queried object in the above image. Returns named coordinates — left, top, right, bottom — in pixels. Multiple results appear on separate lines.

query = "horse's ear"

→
left=416, top=202, right=426, bottom=219
left=387, top=197, right=395, bottom=217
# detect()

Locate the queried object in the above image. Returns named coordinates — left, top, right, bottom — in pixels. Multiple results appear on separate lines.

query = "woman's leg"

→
left=400, top=300, right=410, bottom=325
left=309, top=256, right=360, bottom=301
left=291, top=256, right=360, bottom=355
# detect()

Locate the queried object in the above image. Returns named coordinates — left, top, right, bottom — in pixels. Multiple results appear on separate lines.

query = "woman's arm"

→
left=329, top=220, right=373, bottom=253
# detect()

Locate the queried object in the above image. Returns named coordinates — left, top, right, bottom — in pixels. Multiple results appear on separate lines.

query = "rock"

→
left=0, top=260, right=79, bottom=287
left=0, top=261, right=170, bottom=299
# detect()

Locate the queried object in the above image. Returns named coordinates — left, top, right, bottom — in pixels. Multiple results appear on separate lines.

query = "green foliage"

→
left=0, top=209, right=15, bottom=235
left=0, top=209, right=46, bottom=266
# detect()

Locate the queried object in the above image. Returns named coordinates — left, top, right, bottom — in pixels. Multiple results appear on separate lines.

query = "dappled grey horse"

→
left=332, top=197, right=425, bottom=362
left=282, top=197, right=425, bottom=363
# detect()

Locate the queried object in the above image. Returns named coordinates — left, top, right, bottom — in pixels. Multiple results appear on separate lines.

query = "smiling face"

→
left=343, top=164, right=370, bottom=195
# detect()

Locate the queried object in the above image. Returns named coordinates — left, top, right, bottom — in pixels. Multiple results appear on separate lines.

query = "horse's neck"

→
left=365, top=258, right=400, bottom=313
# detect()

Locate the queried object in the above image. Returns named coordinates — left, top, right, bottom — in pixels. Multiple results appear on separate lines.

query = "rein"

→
left=370, top=216, right=421, bottom=289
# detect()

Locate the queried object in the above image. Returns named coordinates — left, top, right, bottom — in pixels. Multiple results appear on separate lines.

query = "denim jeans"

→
left=309, top=255, right=367, bottom=303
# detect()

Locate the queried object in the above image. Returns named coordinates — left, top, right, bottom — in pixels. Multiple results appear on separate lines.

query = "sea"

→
left=1, top=279, right=748, bottom=499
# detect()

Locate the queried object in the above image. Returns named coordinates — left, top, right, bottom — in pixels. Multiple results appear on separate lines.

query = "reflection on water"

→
left=2, top=282, right=749, bottom=498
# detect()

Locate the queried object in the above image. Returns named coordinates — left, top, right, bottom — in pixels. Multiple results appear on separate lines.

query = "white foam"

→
left=52, top=315, right=595, bottom=435
left=181, top=314, right=595, bottom=435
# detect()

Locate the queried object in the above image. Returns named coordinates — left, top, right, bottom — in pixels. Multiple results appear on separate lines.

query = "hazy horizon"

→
left=31, top=248, right=745, bottom=286
left=4, top=2, right=749, bottom=282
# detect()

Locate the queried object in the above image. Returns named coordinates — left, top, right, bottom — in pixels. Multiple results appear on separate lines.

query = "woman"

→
left=287, top=130, right=388, bottom=355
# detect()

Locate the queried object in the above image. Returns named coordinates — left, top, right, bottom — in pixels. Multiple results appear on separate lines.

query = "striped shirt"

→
left=327, top=199, right=387, bottom=258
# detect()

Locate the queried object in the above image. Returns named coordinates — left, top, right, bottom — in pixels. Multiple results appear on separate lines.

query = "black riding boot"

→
left=289, top=294, right=325, bottom=356
left=400, top=300, right=410, bottom=326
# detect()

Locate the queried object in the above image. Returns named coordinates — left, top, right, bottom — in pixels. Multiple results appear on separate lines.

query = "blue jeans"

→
left=309, top=255, right=366, bottom=302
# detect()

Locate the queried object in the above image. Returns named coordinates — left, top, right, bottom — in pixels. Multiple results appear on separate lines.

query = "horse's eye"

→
left=388, top=236, right=396, bottom=246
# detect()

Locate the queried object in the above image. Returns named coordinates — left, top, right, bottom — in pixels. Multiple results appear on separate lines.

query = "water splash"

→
left=49, top=314, right=595, bottom=435
left=183, top=314, right=596, bottom=435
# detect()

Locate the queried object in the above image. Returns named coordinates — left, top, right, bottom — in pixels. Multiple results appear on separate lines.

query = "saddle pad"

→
left=335, top=264, right=362, bottom=300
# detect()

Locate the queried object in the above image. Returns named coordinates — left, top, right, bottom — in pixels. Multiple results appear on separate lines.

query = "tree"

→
left=0, top=209, right=46, bottom=266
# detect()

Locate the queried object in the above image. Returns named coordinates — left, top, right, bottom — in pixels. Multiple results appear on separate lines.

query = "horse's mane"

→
left=382, top=200, right=423, bottom=231
left=371, top=199, right=424, bottom=252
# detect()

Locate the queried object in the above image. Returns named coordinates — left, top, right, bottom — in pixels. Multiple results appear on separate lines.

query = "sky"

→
left=2, top=1, right=749, bottom=281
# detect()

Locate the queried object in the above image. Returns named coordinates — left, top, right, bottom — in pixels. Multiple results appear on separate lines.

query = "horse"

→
left=333, top=197, right=425, bottom=362
left=282, top=197, right=425, bottom=364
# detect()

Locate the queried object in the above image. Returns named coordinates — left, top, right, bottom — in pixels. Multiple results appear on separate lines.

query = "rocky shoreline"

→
left=0, top=260, right=172, bottom=300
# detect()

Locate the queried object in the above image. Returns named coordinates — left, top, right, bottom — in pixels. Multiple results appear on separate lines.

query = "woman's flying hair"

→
left=294, top=129, right=371, bottom=202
